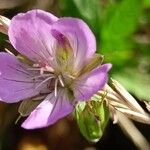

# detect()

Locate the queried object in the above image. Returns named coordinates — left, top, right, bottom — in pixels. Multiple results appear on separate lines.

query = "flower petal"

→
left=0, top=53, right=39, bottom=103
left=22, top=89, right=74, bottom=129
left=51, top=17, right=96, bottom=71
left=73, top=64, right=112, bottom=101
left=9, top=9, right=58, bottom=64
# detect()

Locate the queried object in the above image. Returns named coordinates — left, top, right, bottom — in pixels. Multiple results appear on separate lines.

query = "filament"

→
left=35, top=76, right=54, bottom=89
left=58, top=75, right=65, bottom=87
left=54, top=78, right=58, bottom=97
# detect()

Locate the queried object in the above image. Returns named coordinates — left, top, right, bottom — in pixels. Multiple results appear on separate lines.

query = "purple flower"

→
left=0, top=10, right=111, bottom=129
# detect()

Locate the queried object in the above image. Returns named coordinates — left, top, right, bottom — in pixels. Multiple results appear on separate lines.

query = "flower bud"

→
left=75, top=100, right=109, bottom=142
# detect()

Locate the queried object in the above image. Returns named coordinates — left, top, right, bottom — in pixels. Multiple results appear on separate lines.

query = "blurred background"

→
left=0, top=0, right=150, bottom=149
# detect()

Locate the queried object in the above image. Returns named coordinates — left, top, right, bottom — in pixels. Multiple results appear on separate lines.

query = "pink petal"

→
left=73, top=64, right=112, bottom=101
left=22, top=89, right=74, bottom=129
left=51, top=17, right=96, bottom=71
left=8, top=9, right=58, bottom=64
left=0, top=53, right=40, bottom=103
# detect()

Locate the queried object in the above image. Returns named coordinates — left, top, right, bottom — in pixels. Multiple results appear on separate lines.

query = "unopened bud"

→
left=75, top=100, right=109, bottom=142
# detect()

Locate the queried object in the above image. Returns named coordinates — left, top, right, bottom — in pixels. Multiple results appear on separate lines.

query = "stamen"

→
left=27, top=67, right=54, bottom=75
left=27, top=68, right=42, bottom=71
left=45, top=66, right=54, bottom=72
left=33, top=63, right=39, bottom=67
left=58, top=75, right=65, bottom=87
left=40, top=68, right=44, bottom=75
left=54, top=78, right=58, bottom=97
left=35, top=76, right=54, bottom=89
left=31, top=74, right=52, bottom=80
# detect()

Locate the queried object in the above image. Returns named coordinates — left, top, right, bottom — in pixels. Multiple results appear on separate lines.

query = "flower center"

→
left=29, top=63, right=75, bottom=97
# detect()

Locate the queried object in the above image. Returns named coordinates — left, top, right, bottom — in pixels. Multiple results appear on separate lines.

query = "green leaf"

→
left=75, top=100, right=109, bottom=142
left=72, top=0, right=100, bottom=21
left=102, top=0, right=143, bottom=38
left=59, top=0, right=80, bottom=17
left=144, top=0, right=150, bottom=7
left=100, top=0, right=143, bottom=65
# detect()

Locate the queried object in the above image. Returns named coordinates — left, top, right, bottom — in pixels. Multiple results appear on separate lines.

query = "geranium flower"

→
left=0, top=10, right=111, bottom=129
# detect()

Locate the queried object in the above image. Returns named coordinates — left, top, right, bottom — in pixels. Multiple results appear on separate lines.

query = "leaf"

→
left=103, top=0, right=142, bottom=38
left=144, top=0, right=150, bottom=7
left=100, top=0, right=143, bottom=65
left=75, top=100, right=109, bottom=142
left=59, top=0, right=80, bottom=17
